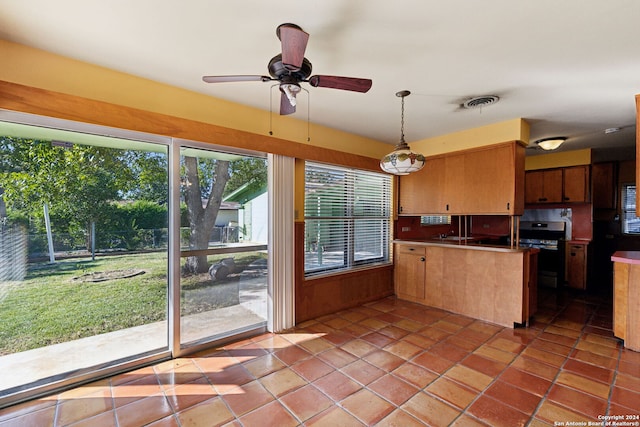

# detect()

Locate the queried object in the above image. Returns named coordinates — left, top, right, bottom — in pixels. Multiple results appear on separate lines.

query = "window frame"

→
left=621, top=183, right=640, bottom=234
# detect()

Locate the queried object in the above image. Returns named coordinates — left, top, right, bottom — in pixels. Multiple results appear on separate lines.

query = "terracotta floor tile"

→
left=547, top=384, right=607, bottom=419
left=297, top=337, right=335, bottom=354
left=242, top=353, right=286, bottom=378
left=433, top=319, right=465, bottom=333
left=369, top=373, right=418, bottom=406
left=395, top=318, right=426, bottom=332
left=450, top=414, right=492, bottom=427
left=510, top=356, right=559, bottom=381
left=220, top=380, right=274, bottom=416
left=534, top=401, right=591, bottom=425
left=383, top=340, right=422, bottom=360
left=340, top=338, right=379, bottom=358
left=322, top=331, right=354, bottom=346
left=616, top=372, right=640, bottom=393
left=555, top=371, right=610, bottom=399
left=279, top=384, right=332, bottom=422
left=342, top=389, right=395, bottom=425
left=324, top=316, right=352, bottom=330
left=468, top=395, right=529, bottom=427
left=392, top=362, right=438, bottom=388
left=290, top=356, right=334, bottom=382
left=467, top=320, right=503, bottom=336
left=444, top=365, right=494, bottom=392
left=313, top=370, right=362, bottom=401
left=575, top=340, right=620, bottom=358
left=619, top=360, right=640, bottom=377
left=484, top=380, right=541, bottom=415
left=163, top=378, right=217, bottom=413
left=581, top=331, right=620, bottom=349
left=529, top=338, right=573, bottom=357
left=473, top=344, right=517, bottom=364
left=488, top=337, right=526, bottom=354
left=402, top=332, right=436, bottom=349
left=520, top=346, right=567, bottom=367
left=570, top=348, right=618, bottom=369
left=455, top=327, right=494, bottom=345
left=445, top=313, right=475, bottom=327
left=445, top=334, right=484, bottom=351
left=461, top=353, right=507, bottom=377
left=146, top=415, right=180, bottom=427
left=621, top=348, right=640, bottom=365
left=358, top=317, right=388, bottom=330
left=272, top=344, right=311, bottom=366
left=305, top=406, right=364, bottom=426
left=55, top=388, right=113, bottom=426
left=115, top=395, right=173, bottom=427
left=375, top=312, right=403, bottom=324
left=341, top=322, right=372, bottom=337
left=69, top=410, right=119, bottom=427
left=341, top=359, right=386, bottom=385
left=544, top=325, right=582, bottom=339
left=499, top=366, right=552, bottom=397
left=206, top=364, right=255, bottom=395
left=0, top=396, right=57, bottom=423
left=175, top=397, right=234, bottom=427
left=426, top=377, right=477, bottom=409
left=258, top=367, right=306, bottom=397
left=563, top=358, right=614, bottom=384
left=378, top=325, right=411, bottom=341
left=111, top=375, right=164, bottom=407
left=402, top=391, right=461, bottom=426
left=376, top=408, right=426, bottom=427
left=611, top=385, right=640, bottom=411
left=412, top=350, right=456, bottom=374
left=317, top=347, right=358, bottom=369
left=361, top=331, right=396, bottom=348
left=429, top=341, right=471, bottom=362
left=255, top=334, right=296, bottom=352
left=0, top=406, right=56, bottom=427
left=362, top=349, right=405, bottom=372
left=238, top=400, right=298, bottom=427
left=537, top=331, right=578, bottom=347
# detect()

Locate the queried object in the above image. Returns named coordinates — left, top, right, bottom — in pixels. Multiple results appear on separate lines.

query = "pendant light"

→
left=380, top=90, right=425, bottom=175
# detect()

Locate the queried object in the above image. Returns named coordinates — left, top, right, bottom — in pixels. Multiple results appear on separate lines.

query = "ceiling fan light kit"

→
left=380, top=91, right=425, bottom=175
left=535, top=137, right=567, bottom=151
left=202, top=23, right=372, bottom=116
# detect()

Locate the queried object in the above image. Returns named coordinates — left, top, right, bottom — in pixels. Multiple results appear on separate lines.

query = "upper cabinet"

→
left=398, top=141, right=525, bottom=215
left=591, top=162, right=616, bottom=209
left=524, top=165, right=590, bottom=205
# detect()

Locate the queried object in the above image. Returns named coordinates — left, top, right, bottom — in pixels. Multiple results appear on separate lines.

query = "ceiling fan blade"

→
left=308, top=75, right=372, bottom=93
left=202, top=75, right=271, bottom=83
left=280, top=92, right=296, bottom=115
left=277, top=23, right=309, bottom=71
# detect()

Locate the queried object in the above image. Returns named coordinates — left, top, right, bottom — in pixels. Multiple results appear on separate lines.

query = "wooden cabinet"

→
left=394, top=242, right=531, bottom=327
left=525, top=165, right=590, bottom=204
left=566, top=241, right=588, bottom=290
left=563, top=165, right=590, bottom=203
left=592, top=162, right=616, bottom=209
left=525, top=169, right=563, bottom=204
left=394, top=244, right=426, bottom=302
left=398, top=141, right=525, bottom=215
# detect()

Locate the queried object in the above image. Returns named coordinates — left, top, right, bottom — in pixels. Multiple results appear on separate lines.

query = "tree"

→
left=182, top=156, right=230, bottom=274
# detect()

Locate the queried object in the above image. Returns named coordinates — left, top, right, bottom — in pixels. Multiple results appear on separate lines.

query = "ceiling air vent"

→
left=462, top=95, right=500, bottom=109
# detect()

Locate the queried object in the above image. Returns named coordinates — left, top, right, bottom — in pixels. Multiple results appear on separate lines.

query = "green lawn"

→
left=0, top=251, right=265, bottom=355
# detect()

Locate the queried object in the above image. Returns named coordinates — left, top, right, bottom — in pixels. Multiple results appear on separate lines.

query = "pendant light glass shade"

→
left=380, top=90, right=425, bottom=175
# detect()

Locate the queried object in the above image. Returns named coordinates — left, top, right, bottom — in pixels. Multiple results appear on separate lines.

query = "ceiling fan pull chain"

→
left=303, top=87, right=311, bottom=142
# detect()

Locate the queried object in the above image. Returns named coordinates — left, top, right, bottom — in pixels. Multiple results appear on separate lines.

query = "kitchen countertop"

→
left=393, top=239, right=532, bottom=253
left=611, top=251, right=640, bottom=265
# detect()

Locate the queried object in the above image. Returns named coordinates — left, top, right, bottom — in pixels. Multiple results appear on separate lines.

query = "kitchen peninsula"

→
left=393, top=239, right=537, bottom=328
left=611, top=251, right=640, bottom=351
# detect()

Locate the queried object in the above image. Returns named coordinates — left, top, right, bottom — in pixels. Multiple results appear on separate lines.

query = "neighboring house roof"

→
left=224, top=180, right=267, bottom=206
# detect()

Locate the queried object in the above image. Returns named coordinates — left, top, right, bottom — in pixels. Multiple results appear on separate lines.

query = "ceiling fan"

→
left=202, top=23, right=373, bottom=115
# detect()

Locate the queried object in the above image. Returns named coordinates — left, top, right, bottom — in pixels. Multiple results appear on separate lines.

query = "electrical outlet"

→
left=401, top=227, right=411, bottom=232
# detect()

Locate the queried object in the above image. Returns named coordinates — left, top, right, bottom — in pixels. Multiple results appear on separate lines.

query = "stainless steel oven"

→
left=519, top=221, right=566, bottom=288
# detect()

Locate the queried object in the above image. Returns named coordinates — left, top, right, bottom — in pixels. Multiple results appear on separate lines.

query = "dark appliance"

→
left=519, top=221, right=566, bottom=288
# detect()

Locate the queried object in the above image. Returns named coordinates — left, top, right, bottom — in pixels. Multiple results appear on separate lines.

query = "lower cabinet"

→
left=566, top=241, right=588, bottom=290
left=394, top=243, right=535, bottom=327
left=394, top=245, right=426, bottom=301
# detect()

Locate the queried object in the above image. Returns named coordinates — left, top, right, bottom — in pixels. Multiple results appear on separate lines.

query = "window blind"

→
left=304, top=162, right=392, bottom=275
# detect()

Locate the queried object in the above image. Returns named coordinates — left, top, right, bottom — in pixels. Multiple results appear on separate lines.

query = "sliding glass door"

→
left=177, top=145, right=268, bottom=348
left=0, top=118, right=170, bottom=402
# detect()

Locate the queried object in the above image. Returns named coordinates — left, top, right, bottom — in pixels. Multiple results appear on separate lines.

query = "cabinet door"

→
left=592, top=162, right=616, bottom=209
left=525, top=170, right=546, bottom=204
left=542, top=169, right=563, bottom=202
left=563, top=165, right=590, bottom=203
left=566, top=243, right=587, bottom=289
left=464, top=144, right=515, bottom=213
left=421, top=156, right=447, bottom=214
left=394, top=245, right=426, bottom=301
left=444, top=153, right=465, bottom=213
left=398, top=166, right=427, bottom=215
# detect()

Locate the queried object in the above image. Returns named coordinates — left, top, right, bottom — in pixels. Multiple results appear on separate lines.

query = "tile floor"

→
left=1, top=289, right=640, bottom=426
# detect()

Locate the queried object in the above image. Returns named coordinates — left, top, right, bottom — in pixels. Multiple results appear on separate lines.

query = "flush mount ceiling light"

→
left=380, top=90, right=425, bottom=175
left=535, top=137, right=567, bottom=151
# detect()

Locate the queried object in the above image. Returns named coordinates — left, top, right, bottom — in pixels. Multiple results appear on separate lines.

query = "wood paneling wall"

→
left=295, top=222, right=394, bottom=322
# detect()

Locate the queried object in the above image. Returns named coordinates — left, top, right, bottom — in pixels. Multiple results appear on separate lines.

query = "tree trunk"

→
left=182, top=157, right=230, bottom=274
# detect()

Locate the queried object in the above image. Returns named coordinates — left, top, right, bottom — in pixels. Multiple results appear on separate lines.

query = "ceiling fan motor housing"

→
left=268, top=54, right=312, bottom=81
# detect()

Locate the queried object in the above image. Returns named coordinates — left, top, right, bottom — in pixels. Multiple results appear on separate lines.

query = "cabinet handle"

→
left=446, top=204, right=449, bottom=211
left=399, top=206, right=403, bottom=213
left=571, top=253, right=576, bottom=256
left=420, top=257, right=426, bottom=262
left=408, top=248, right=415, bottom=251
left=538, top=198, right=547, bottom=202
left=564, top=197, right=570, bottom=201
left=506, top=202, right=510, bottom=211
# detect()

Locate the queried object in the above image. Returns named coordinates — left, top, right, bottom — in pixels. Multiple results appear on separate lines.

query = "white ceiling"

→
left=1, top=0, right=639, bottom=158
